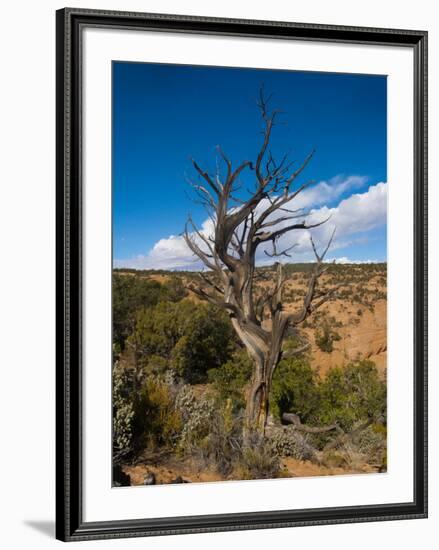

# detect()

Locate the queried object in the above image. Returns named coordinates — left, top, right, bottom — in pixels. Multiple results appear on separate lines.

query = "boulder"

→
left=143, top=472, right=156, bottom=485
left=113, top=465, right=131, bottom=487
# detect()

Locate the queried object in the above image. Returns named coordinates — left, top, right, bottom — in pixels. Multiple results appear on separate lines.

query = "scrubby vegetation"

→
left=315, top=319, right=342, bottom=353
left=112, top=266, right=387, bottom=485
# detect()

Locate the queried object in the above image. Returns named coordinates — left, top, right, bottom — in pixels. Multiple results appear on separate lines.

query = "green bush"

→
left=133, top=376, right=183, bottom=449
left=312, top=360, right=386, bottom=432
left=315, top=320, right=341, bottom=353
left=171, top=312, right=234, bottom=383
left=129, top=301, right=237, bottom=383
left=112, top=273, right=187, bottom=350
left=270, top=358, right=386, bottom=451
left=143, top=354, right=169, bottom=376
left=164, top=276, right=188, bottom=302
left=270, top=357, right=319, bottom=421
left=207, top=349, right=252, bottom=409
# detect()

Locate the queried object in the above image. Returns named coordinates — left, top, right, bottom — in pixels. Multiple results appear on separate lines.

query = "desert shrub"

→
left=355, top=423, right=387, bottom=462
left=322, top=431, right=383, bottom=471
left=237, top=434, right=280, bottom=480
left=143, top=354, right=169, bottom=376
left=163, top=276, right=188, bottom=302
left=192, top=399, right=244, bottom=475
left=268, top=427, right=316, bottom=460
left=133, top=376, right=183, bottom=449
left=174, top=384, right=197, bottom=419
left=128, top=301, right=236, bottom=383
left=321, top=449, right=349, bottom=468
left=175, top=388, right=243, bottom=475
left=313, top=360, right=386, bottom=432
left=269, top=358, right=386, bottom=453
left=315, top=320, right=341, bottom=353
left=175, top=386, right=216, bottom=452
left=207, top=349, right=252, bottom=409
left=171, top=310, right=235, bottom=383
left=327, top=315, right=343, bottom=329
left=113, top=275, right=165, bottom=350
left=270, top=357, right=319, bottom=421
left=112, top=363, right=135, bottom=454
left=112, top=274, right=188, bottom=351
left=175, top=384, right=282, bottom=478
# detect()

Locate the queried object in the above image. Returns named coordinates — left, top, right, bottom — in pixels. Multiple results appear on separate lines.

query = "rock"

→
left=143, top=472, right=156, bottom=485
left=113, top=465, right=131, bottom=487
left=170, top=475, right=190, bottom=484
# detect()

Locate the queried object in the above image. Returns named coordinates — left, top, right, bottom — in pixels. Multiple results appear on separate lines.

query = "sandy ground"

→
left=123, top=460, right=223, bottom=485
left=122, top=456, right=379, bottom=486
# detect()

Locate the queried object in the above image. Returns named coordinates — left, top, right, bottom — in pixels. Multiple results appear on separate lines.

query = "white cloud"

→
left=284, top=174, right=367, bottom=211
left=329, top=257, right=381, bottom=264
left=280, top=180, right=387, bottom=257
left=114, top=177, right=387, bottom=270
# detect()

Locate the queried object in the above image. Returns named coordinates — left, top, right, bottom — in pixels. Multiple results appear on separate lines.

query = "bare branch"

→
left=259, top=212, right=306, bottom=230
left=284, top=149, right=315, bottom=189
left=309, top=283, right=341, bottom=313
left=191, top=159, right=221, bottom=196
left=183, top=219, right=218, bottom=272
left=255, top=216, right=330, bottom=244
left=188, top=284, right=238, bottom=315
left=198, top=271, right=225, bottom=295
left=264, top=240, right=298, bottom=258
left=289, top=229, right=337, bottom=325
left=310, top=227, right=336, bottom=263
left=252, top=180, right=316, bottom=234
left=215, top=145, right=232, bottom=182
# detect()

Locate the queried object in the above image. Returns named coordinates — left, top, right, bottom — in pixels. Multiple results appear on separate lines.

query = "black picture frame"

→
left=56, top=7, right=428, bottom=542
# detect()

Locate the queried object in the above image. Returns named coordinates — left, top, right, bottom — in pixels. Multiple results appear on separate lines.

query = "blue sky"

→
left=113, top=62, right=387, bottom=269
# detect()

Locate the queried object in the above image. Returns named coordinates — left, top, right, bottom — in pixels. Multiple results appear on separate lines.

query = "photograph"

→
left=111, top=62, right=388, bottom=487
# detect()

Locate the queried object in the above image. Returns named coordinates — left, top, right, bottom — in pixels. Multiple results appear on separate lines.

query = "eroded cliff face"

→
left=275, top=267, right=387, bottom=377
left=304, top=300, right=387, bottom=376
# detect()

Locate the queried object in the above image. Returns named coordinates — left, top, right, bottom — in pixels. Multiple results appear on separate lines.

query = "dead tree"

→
left=183, top=91, right=338, bottom=437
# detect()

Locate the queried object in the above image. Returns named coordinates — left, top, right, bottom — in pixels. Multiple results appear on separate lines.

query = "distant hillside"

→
left=114, top=263, right=387, bottom=376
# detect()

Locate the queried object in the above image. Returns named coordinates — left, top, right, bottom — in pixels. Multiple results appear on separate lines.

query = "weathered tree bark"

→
left=183, top=89, right=339, bottom=440
left=282, top=413, right=339, bottom=434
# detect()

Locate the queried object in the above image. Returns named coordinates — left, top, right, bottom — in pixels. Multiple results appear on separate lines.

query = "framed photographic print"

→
left=56, top=8, right=428, bottom=541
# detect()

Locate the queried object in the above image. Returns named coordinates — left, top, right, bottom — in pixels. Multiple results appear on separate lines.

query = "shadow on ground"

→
left=24, top=520, right=55, bottom=538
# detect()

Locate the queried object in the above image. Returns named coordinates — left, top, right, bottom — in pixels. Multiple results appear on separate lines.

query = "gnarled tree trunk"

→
left=245, top=355, right=274, bottom=436
left=183, top=90, right=338, bottom=442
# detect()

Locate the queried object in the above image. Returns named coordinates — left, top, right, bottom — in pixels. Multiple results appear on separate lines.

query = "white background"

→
left=0, top=0, right=435, bottom=548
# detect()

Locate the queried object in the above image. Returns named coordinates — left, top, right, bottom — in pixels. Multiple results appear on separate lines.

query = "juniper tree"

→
left=184, top=91, right=337, bottom=437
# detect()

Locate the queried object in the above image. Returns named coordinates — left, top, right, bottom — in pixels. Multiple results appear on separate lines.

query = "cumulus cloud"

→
left=114, top=177, right=387, bottom=270
left=283, top=174, right=367, bottom=211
